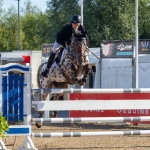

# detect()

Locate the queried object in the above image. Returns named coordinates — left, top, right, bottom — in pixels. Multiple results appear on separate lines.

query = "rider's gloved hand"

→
left=42, top=69, right=49, bottom=77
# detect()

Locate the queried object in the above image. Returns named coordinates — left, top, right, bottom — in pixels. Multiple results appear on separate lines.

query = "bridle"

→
left=70, top=37, right=88, bottom=60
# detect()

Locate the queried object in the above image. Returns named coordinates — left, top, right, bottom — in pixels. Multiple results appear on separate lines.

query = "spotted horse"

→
left=35, top=36, right=92, bottom=128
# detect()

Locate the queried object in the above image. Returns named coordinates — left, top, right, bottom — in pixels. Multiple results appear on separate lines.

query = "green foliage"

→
left=0, top=5, right=18, bottom=51
left=46, top=0, right=150, bottom=47
left=138, top=0, right=150, bottom=39
left=0, top=114, right=9, bottom=139
left=0, top=0, right=150, bottom=50
left=46, top=0, right=80, bottom=42
left=83, top=0, right=136, bottom=46
left=21, top=12, right=49, bottom=50
left=0, top=0, right=3, bottom=16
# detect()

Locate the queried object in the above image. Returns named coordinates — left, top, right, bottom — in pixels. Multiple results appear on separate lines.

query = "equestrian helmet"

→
left=71, top=14, right=81, bottom=24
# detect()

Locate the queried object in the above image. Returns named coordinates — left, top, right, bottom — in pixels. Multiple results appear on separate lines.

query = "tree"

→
left=138, top=0, right=150, bottom=39
left=1, top=0, right=150, bottom=51
left=21, top=0, right=49, bottom=50
left=21, top=12, right=49, bottom=50
left=46, top=0, right=80, bottom=43
left=46, top=0, right=150, bottom=47
left=46, top=0, right=136, bottom=47
left=0, top=0, right=3, bottom=16
left=0, top=6, right=18, bottom=51
left=83, top=0, right=136, bottom=46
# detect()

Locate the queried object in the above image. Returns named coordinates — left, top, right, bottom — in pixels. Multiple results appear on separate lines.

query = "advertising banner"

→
left=101, top=40, right=134, bottom=58
left=41, top=43, right=54, bottom=58
left=139, top=40, right=150, bottom=54
left=70, top=93, right=150, bottom=124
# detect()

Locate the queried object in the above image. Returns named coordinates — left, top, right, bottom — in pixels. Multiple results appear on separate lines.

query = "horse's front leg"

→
left=71, top=64, right=79, bottom=82
left=78, top=64, right=92, bottom=86
left=78, top=75, right=87, bottom=86
left=50, top=93, right=63, bottom=118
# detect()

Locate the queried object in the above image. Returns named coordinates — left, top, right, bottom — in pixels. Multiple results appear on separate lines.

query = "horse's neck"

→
left=67, top=45, right=72, bottom=53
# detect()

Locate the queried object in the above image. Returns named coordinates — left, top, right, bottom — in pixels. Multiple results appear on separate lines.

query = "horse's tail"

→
left=37, top=63, right=44, bottom=88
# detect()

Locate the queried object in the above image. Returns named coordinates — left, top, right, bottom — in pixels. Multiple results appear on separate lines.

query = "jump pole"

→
left=32, top=130, right=150, bottom=137
left=32, top=88, right=150, bottom=93
left=32, top=116, right=150, bottom=124
left=32, top=100, right=150, bottom=111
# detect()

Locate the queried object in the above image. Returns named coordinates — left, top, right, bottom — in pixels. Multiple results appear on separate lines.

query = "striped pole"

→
left=32, top=117, right=150, bottom=124
left=32, top=100, right=150, bottom=111
left=32, top=88, right=150, bottom=94
left=32, top=130, right=150, bottom=137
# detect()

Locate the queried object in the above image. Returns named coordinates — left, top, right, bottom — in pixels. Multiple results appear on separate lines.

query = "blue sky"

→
left=2, top=0, right=48, bottom=12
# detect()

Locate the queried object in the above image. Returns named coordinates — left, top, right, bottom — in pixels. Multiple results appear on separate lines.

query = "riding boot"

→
left=42, top=51, right=55, bottom=77
left=47, top=51, right=55, bottom=69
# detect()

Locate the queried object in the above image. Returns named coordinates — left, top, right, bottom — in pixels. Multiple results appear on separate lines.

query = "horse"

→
left=35, top=36, right=92, bottom=128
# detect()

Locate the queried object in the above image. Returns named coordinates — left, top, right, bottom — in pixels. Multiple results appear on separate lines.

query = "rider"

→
left=42, top=14, right=88, bottom=77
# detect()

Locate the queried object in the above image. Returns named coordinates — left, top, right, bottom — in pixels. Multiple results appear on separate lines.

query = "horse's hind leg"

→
left=50, top=111, right=58, bottom=118
left=50, top=82, right=69, bottom=118
left=39, top=111, right=44, bottom=118
left=36, top=93, right=48, bottom=128
left=50, top=93, right=62, bottom=118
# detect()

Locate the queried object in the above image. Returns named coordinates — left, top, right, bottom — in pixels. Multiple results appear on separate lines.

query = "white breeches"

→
left=52, top=41, right=61, bottom=53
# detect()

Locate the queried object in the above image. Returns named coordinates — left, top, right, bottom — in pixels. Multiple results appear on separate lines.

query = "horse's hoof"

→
left=78, top=80, right=85, bottom=86
left=35, top=123, right=42, bottom=128
left=82, top=77, right=86, bottom=83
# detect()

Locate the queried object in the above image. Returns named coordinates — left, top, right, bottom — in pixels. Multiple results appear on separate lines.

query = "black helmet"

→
left=71, top=14, right=82, bottom=24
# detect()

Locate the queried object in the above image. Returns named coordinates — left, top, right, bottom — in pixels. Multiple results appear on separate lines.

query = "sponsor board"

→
left=101, top=40, right=134, bottom=58
left=70, top=93, right=150, bottom=124
left=139, top=40, right=150, bottom=54
left=41, top=43, right=54, bottom=58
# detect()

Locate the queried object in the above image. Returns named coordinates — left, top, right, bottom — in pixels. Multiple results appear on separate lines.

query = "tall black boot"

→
left=42, top=51, right=55, bottom=77
left=47, top=51, right=55, bottom=69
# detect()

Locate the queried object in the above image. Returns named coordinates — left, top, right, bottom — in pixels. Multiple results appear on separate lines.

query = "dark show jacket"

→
left=56, top=24, right=87, bottom=47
